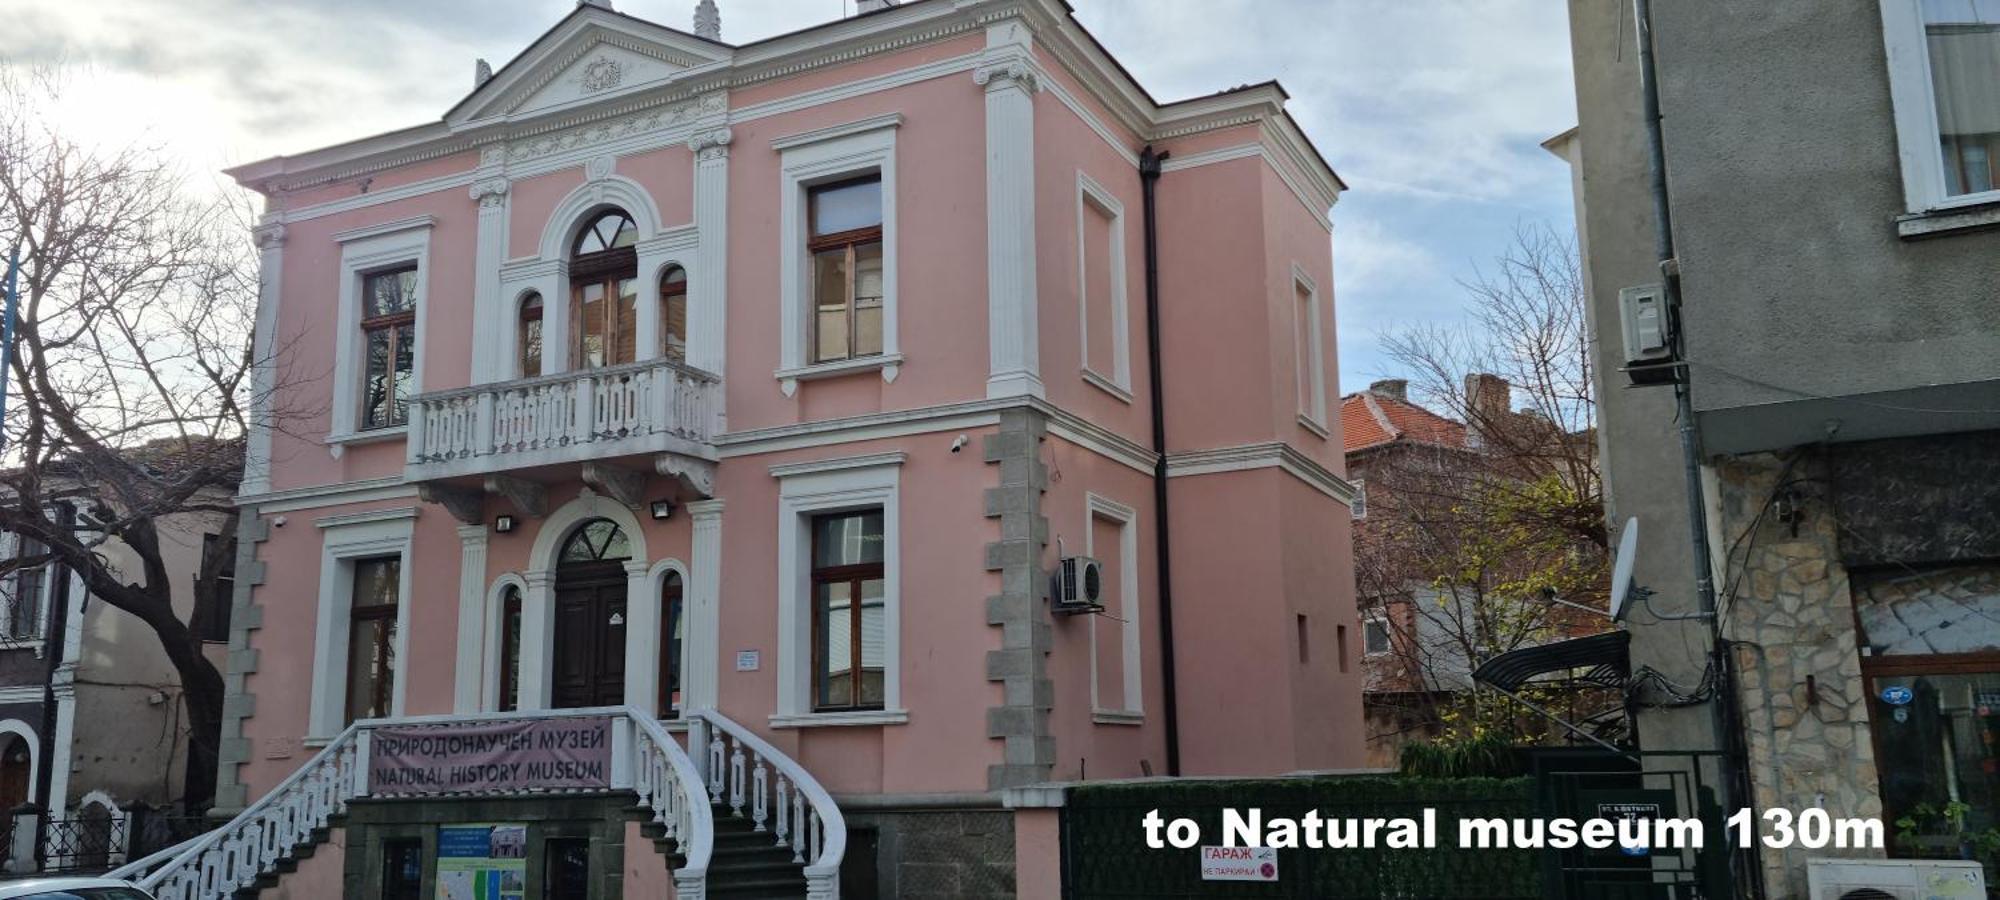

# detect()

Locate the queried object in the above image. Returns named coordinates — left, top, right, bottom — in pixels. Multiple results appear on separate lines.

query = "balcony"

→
left=405, top=359, right=722, bottom=511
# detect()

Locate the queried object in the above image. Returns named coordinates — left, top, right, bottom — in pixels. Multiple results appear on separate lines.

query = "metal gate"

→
left=1529, top=748, right=1735, bottom=900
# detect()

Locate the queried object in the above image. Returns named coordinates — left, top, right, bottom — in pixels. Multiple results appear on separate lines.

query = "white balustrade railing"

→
left=407, top=359, right=721, bottom=478
left=691, top=710, right=847, bottom=900
left=110, top=707, right=713, bottom=900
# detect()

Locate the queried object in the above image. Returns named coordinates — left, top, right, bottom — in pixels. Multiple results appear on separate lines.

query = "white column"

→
left=689, top=119, right=732, bottom=380
left=686, top=499, right=725, bottom=713
left=977, top=23, right=1044, bottom=401
left=452, top=525, right=490, bottom=713
left=517, top=571, right=555, bottom=711
left=241, top=220, right=285, bottom=496
left=622, top=559, right=659, bottom=715
left=469, top=174, right=511, bottom=383
left=46, top=676, right=74, bottom=815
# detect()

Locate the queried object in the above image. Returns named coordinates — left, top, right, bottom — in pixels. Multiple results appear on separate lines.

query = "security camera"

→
left=272, top=515, right=288, bottom=528
left=950, top=434, right=970, bottom=453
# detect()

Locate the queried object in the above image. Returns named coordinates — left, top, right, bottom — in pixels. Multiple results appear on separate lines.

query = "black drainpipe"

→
left=1139, top=145, right=1181, bottom=777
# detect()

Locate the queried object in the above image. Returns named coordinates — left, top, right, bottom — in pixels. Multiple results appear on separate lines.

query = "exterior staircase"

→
left=104, top=707, right=844, bottom=900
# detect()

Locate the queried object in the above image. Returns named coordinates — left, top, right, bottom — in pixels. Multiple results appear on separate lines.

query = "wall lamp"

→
left=650, top=500, right=675, bottom=521
left=494, top=514, right=516, bottom=534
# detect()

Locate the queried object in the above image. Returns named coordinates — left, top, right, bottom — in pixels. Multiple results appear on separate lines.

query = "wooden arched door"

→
left=551, top=520, right=629, bottom=709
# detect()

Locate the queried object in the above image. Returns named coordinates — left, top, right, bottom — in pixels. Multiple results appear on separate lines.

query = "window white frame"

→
left=775, top=114, right=903, bottom=396
left=1351, top=478, right=1368, bottom=520
left=1076, top=172, right=1131, bottom=401
left=482, top=572, right=528, bottom=712
left=0, top=531, right=53, bottom=647
left=770, top=452, right=907, bottom=727
left=308, top=507, right=417, bottom=739
left=329, top=217, right=434, bottom=448
left=1880, top=0, right=2000, bottom=213
left=1085, top=493, right=1142, bottom=724
left=1363, top=614, right=1391, bottom=657
left=1292, top=263, right=1329, bottom=437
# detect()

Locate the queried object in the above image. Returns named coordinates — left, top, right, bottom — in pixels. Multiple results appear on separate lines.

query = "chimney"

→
left=1367, top=379, right=1408, bottom=403
left=694, top=0, right=721, bottom=40
left=856, top=0, right=898, bottom=13
left=1464, top=373, right=1511, bottom=422
left=578, top=0, right=613, bottom=9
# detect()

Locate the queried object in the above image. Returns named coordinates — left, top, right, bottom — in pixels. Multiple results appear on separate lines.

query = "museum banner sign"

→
left=368, top=717, right=614, bottom=796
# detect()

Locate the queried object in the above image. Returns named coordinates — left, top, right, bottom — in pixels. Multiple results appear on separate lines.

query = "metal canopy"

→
left=1472, top=630, right=1631, bottom=693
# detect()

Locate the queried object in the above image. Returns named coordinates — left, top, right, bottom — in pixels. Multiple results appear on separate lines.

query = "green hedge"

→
left=1063, top=776, right=1541, bottom=899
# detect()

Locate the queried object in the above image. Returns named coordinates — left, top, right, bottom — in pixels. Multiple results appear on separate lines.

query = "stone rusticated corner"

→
left=983, top=408, right=1055, bottom=791
left=211, top=510, right=271, bottom=815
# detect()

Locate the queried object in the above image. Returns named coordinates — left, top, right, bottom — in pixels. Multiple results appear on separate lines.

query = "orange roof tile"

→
left=1340, top=391, right=1467, bottom=453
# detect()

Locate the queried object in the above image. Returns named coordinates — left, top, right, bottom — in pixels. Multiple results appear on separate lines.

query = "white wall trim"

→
left=1075, top=171, right=1132, bottom=399
left=645, top=557, right=692, bottom=719
left=1166, top=441, right=1357, bottom=505
left=1084, top=492, right=1142, bottom=720
left=516, top=492, right=651, bottom=712
left=1877, top=0, right=2000, bottom=214
left=236, top=477, right=415, bottom=513
left=308, top=513, right=416, bottom=739
left=536, top=173, right=667, bottom=263
left=313, top=506, right=420, bottom=529
left=777, top=118, right=901, bottom=395
left=774, top=458, right=904, bottom=722
left=482, top=572, right=529, bottom=711
left=329, top=221, right=434, bottom=446
left=771, top=113, right=905, bottom=152
left=767, top=451, right=909, bottom=480
left=1163, top=143, right=1334, bottom=232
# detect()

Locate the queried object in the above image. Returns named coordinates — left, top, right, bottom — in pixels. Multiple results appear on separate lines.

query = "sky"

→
left=3, top=0, right=1580, bottom=396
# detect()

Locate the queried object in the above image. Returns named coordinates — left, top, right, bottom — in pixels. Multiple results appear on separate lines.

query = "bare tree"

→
left=1360, top=224, right=1612, bottom=743
left=0, top=67, right=264, bottom=808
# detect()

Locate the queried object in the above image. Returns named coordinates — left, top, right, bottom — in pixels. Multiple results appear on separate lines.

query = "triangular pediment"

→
left=447, top=7, right=730, bottom=127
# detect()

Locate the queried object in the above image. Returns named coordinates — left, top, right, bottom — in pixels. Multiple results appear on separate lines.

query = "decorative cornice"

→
left=505, top=98, right=705, bottom=164
left=1166, top=441, right=1358, bottom=505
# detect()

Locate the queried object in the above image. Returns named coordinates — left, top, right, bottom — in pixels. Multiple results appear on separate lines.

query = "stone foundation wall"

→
left=1711, top=453, right=1885, bottom=899
left=842, top=805, right=1016, bottom=899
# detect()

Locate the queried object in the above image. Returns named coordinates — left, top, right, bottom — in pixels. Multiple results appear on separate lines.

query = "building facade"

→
left=199, top=0, right=1358, bottom=895
left=1561, top=0, right=2000, bottom=895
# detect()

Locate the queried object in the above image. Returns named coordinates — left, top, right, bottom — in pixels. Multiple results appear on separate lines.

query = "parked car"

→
left=0, top=879, right=152, bottom=900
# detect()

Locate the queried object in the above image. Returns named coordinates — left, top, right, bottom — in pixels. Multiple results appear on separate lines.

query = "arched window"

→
left=570, top=210, right=639, bottom=369
left=661, top=266, right=688, bottom=364
left=497, top=585, right=522, bottom=712
left=560, top=519, right=632, bottom=564
left=518, top=293, right=543, bottom=378
left=660, top=571, right=684, bottom=718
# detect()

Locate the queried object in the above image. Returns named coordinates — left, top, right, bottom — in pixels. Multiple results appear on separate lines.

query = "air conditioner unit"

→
left=1806, top=858, right=1986, bottom=900
left=1050, top=556, right=1104, bottom=615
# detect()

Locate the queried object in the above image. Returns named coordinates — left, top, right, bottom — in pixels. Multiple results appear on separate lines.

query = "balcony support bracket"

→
left=418, top=482, right=486, bottom=526
left=581, top=461, right=649, bottom=509
left=657, top=454, right=716, bottom=500
left=484, top=475, right=549, bottom=518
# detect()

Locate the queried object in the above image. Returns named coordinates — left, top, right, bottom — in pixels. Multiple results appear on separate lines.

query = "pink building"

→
left=141, top=0, right=1358, bottom=896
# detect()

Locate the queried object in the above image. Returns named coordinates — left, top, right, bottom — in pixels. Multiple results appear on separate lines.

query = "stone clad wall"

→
left=1712, top=453, right=1885, bottom=899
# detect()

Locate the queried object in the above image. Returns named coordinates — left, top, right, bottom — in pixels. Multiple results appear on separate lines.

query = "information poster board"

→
left=436, top=823, right=528, bottom=900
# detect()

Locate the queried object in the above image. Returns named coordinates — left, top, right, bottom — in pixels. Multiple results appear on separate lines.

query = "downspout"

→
left=1632, top=1, right=1759, bottom=895
left=1139, top=145, right=1181, bottom=776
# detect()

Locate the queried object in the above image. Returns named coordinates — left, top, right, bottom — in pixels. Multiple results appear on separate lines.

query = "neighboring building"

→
left=185, top=0, right=1358, bottom=896
left=1560, top=0, right=2000, bottom=894
left=0, top=474, right=232, bottom=870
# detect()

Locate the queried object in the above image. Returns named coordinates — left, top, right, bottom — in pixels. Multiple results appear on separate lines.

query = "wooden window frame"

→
left=806, top=176, right=885, bottom=366
left=660, top=267, right=689, bottom=363
left=810, top=511, right=885, bottom=713
left=360, top=265, right=418, bottom=430
left=345, top=557, right=401, bottom=724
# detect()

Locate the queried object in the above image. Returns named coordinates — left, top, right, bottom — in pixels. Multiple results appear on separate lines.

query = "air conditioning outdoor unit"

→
left=1050, top=556, right=1104, bottom=616
left=1806, top=858, right=1986, bottom=900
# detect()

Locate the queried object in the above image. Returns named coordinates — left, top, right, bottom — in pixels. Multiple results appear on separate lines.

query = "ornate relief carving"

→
left=974, top=59, right=1041, bottom=94
left=504, top=99, right=704, bottom=164
left=585, top=154, right=616, bottom=182
left=579, top=56, right=626, bottom=92
left=469, top=177, right=511, bottom=209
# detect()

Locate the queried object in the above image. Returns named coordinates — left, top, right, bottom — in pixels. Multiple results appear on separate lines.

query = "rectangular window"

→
left=1867, top=665, right=2000, bottom=887
left=360, top=266, right=418, bottom=430
left=808, top=176, right=885, bottom=365
left=572, top=277, right=638, bottom=369
left=1364, top=617, right=1391, bottom=656
left=1923, top=0, right=2000, bottom=198
left=1352, top=479, right=1368, bottom=520
left=811, top=510, right=886, bottom=712
left=4, top=534, right=45, bottom=642
left=346, top=557, right=401, bottom=725
left=197, top=533, right=234, bottom=643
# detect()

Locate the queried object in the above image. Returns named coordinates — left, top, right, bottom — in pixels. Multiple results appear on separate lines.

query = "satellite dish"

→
left=1608, top=517, right=1640, bottom=623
